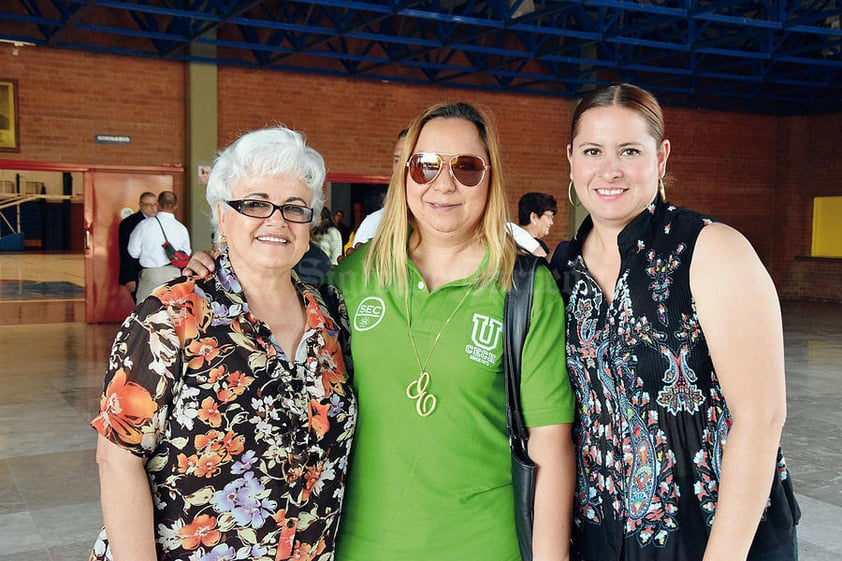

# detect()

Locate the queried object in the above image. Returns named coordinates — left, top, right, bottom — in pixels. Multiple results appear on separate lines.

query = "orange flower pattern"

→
left=179, top=514, right=221, bottom=550
left=90, top=255, right=356, bottom=560
left=91, top=368, right=158, bottom=446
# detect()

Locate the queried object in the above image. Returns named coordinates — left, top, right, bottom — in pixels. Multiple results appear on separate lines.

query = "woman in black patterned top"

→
left=558, top=84, right=799, bottom=561
left=90, top=126, right=356, bottom=561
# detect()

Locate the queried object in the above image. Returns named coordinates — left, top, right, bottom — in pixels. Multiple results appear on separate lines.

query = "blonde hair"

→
left=364, top=102, right=517, bottom=290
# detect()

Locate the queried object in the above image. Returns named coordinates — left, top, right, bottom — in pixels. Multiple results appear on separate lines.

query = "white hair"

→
left=206, top=126, right=326, bottom=238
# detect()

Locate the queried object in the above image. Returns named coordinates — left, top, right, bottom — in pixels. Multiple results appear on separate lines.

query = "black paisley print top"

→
left=90, top=255, right=357, bottom=561
left=558, top=198, right=799, bottom=561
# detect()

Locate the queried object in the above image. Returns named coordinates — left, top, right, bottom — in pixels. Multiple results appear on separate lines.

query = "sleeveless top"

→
left=558, top=198, right=800, bottom=561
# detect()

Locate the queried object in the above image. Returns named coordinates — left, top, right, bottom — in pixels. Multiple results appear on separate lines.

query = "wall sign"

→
left=95, top=134, right=132, bottom=145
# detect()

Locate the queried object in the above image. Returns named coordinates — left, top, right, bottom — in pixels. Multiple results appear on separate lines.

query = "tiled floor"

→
left=0, top=253, right=86, bottom=324
left=0, top=321, right=117, bottom=561
left=0, top=253, right=84, bottom=291
left=0, top=301, right=840, bottom=560
left=0, top=280, right=84, bottom=299
left=0, top=252, right=84, bottom=300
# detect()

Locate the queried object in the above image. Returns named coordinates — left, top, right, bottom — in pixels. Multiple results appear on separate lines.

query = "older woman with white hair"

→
left=89, top=126, right=356, bottom=561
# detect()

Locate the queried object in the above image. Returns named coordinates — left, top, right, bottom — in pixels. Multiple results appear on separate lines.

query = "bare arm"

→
left=690, top=223, right=786, bottom=561
left=529, top=423, right=575, bottom=561
left=96, top=435, right=158, bottom=561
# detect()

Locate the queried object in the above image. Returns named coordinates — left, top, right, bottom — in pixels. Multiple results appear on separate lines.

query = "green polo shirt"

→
left=328, top=246, right=574, bottom=561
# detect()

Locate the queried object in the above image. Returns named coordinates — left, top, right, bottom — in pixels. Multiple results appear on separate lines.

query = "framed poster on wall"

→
left=0, top=78, right=19, bottom=152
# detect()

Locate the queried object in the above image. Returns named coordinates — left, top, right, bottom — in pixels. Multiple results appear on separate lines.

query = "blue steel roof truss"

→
left=1, top=0, right=840, bottom=114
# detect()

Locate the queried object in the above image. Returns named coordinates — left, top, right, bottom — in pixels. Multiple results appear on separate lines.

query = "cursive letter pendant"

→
left=406, top=371, right=437, bottom=417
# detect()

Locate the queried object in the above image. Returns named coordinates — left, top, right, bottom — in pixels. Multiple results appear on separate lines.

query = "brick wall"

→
left=2, top=48, right=841, bottom=302
left=661, top=109, right=779, bottom=263
left=221, top=73, right=842, bottom=303
left=216, top=68, right=572, bottom=244
left=1, top=48, right=184, bottom=167
left=0, top=47, right=185, bottom=197
left=775, top=113, right=842, bottom=302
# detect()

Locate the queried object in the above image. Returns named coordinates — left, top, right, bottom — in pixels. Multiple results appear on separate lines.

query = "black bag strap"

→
left=504, top=254, right=543, bottom=460
left=154, top=216, right=171, bottom=244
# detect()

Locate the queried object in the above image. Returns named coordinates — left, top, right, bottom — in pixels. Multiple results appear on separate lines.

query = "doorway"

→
left=0, top=161, right=183, bottom=324
left=327, top=181, right=388, bottom=229
left=0, top=168, right=85, bottom=324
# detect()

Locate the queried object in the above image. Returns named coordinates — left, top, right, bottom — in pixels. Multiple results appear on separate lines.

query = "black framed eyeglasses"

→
left=226, top=199, right=314, bottom=223
left=406, top=152, right=490, bottom=187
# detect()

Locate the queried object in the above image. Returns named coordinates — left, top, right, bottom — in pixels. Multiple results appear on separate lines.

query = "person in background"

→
left=334, top=209, right=352, bottom=246
left=352, top=128, right=408, bottom=246
left=506, top=192, right=557, bottom=258
left=128, top=190, right=191, bottom=302
left=294, top=241, right=333, bottom=285
left=330, top=102, right=575, bottom=561
left=559, top=83, right=799, bottom=561
left=118, top=191, right=157, bottom=302
left=90, top=125, right=356, bottom=561
left=311, top=206, right=343, bottom=265
left=549, top=238, right=572, bottom=274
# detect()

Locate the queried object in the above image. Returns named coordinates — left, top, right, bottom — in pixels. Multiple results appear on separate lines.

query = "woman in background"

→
left=312, top=206, right=343, bottom=265
left=507, top=192, right=558, bottom=258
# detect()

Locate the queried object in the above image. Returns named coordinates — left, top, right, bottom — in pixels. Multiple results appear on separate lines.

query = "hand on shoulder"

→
left=182, top=249, right=219, bottom=278
left=338, top=241, right=366, bottom=265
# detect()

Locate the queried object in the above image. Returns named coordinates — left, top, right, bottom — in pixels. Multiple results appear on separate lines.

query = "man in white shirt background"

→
left=128, top=190, right=191, bottom=302
left=118, top=191, right=158, bottom=302
left=353, top=128, right=408, bottom=246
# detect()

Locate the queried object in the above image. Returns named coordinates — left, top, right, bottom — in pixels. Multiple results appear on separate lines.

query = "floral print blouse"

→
left=559, top=199, right=799, bottom=561
left=90, top=255, right=356, bottom=561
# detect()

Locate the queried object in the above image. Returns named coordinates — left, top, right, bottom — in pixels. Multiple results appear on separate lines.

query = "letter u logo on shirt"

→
left=471, top=314, right=502, bottom=351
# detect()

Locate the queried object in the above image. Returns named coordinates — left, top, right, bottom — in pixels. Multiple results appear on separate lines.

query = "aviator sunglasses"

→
left=226, top=199, right=314, bottom=223
left=406, top=152, right=490, bottom=187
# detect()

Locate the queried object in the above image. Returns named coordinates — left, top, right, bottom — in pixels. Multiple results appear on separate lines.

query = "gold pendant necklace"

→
left=404, top=284, right=473, bottom=417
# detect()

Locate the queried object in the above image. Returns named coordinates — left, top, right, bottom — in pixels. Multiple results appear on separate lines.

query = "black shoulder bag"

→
left=503, top=253, right=543, bottom=561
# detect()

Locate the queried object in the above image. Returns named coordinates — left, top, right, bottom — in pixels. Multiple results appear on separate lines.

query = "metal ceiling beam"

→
left=45, top=0, right=96, bottom=46
left=0, top=0, right=840, bottom=115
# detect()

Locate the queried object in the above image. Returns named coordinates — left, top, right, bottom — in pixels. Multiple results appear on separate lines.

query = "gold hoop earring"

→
left=568, top=180, right=578, bottom=207
left=659, top=177, right=666, bottom=203
left=219, top=233, right=227, bottom=246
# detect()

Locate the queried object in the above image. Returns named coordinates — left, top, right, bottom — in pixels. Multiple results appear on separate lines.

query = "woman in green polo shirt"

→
left=185, top=103, right=575, bottom=560
left=328, top=102, right=575, bottom=561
